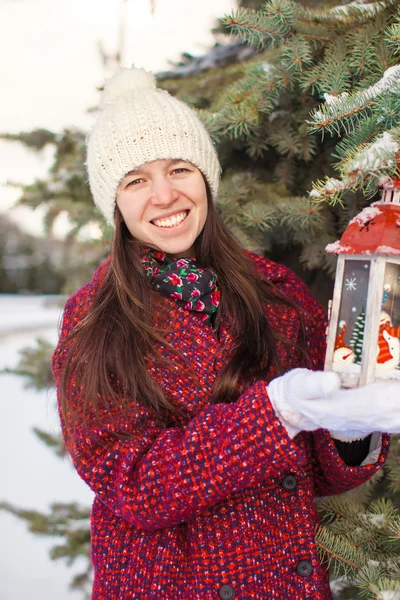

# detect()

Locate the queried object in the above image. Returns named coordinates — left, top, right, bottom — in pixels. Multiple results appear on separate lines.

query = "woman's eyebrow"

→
left=124, top=159, right=187, bottom=178
left=124, top=167, right=145, bottom=177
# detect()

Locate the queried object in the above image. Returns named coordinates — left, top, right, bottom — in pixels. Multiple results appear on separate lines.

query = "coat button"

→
left=281, top=473, right=297, bottom=491
left=296, top=560, right=313, bottom=577
left=218, top=584, right=235, bottom=599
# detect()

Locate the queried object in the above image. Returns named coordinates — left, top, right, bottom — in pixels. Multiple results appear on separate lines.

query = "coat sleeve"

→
left=275, top=267, right=390, bottom=497
left=53, top=292, right=307, bottom=533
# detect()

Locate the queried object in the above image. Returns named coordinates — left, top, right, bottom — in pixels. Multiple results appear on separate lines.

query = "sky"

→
left=0, top=0, right=236, bottom=237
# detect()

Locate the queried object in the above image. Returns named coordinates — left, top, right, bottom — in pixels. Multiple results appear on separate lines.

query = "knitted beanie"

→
left=86, top=67, right=221, bottom=226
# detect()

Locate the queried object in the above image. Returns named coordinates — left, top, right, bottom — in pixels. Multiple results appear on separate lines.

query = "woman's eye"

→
left=172, top=168, right=189, bottom=174
left=127, top=178, right=144, bottom=187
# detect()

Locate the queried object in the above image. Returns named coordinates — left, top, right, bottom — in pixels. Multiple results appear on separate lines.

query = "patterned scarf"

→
left=141, top=249, right=220, bottom=322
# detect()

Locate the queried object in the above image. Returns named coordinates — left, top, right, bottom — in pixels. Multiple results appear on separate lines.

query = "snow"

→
left=314, top=71, right=400, bottom=139
left=323, top=92, right=349, bottom=105
left=376, top=592, right=400, bottom=600
left=376, top=245, right=400, bottom=255
left=0, top=294, right=65, bottom=336
left=330, top=1, right=386, bottom=17
left=312, top=110, right=323, bottom=121
left=358, top=67, right=400, bottom=100
left=379, top=65, right=400, bottom=88
left=349, top=206, right=382, bottom=227
left=309, top=178, right=344, bottom=200
left=347, top=132, right=399, bottom=173
left=367, top=559, right=380, bottom=567
left=365, top=513, right=385, bottom=526
left=261, top=62, right=275, bottom=73
left=330, top=575, right=352, bottom=595
left=325, top=240, right=353, bottom=254
left=326, top=178, right=344, bottom=192
left=0, top=295, right=93, bottom=600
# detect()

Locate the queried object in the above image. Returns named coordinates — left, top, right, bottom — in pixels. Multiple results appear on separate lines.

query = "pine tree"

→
left=0, top=128, right=113, bottom=295
left=159, top=0, right=400, bottom=306
left=349, top=308, right=366, bottom=364
left=2, top=1, right=400, bottom=598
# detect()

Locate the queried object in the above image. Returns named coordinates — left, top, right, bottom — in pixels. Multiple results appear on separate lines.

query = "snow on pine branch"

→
left=310, top=178, right=345, bottom=201
left=309, top=65, right=400, bottom=133
left=309, top=130, right=400, bottom=204
left=343, top=131, right=400, bottom=174
left=330, top=0, right=387, bottom=18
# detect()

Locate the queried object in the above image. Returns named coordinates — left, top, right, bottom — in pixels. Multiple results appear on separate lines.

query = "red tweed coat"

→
left=52, top=252, right=389, bottom=600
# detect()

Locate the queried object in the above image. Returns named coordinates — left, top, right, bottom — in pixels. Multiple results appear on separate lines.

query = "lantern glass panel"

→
left=332, top=259, right=371, bottom=372
left=375, top=262, right=400, bottom=379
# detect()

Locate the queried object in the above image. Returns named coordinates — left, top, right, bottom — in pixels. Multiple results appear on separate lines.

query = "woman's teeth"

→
left=152, top=211, right=188, bottom=228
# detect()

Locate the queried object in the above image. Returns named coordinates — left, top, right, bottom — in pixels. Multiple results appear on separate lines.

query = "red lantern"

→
left=324, top=180, right=400, bottom=387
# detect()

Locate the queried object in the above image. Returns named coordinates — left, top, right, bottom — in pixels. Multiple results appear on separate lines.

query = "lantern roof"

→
left=326, top=183, right=400, bottom=256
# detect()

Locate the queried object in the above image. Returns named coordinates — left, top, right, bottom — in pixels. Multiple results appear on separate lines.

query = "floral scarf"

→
left=141, top=249, right=220, bottom=323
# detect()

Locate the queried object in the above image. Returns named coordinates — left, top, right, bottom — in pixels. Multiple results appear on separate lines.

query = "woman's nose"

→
left=150, top=178, right=179, bottom=206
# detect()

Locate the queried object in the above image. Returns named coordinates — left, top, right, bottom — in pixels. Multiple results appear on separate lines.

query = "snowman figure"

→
left=333, top=346, right=356, bottom=364
left=376, top=311, right=400, bottom=370
left=333, top=320, right=356, bottom=365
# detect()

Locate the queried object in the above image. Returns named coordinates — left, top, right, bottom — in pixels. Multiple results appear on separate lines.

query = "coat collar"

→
left=87, top=253, right=301, bottom=355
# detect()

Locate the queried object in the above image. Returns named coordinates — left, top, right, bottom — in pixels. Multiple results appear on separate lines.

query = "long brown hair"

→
left=59, top=184, right=310, bottom=437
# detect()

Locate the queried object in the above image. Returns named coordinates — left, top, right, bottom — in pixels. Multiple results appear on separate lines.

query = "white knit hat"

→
left=86, top=67, right=221, bottom=226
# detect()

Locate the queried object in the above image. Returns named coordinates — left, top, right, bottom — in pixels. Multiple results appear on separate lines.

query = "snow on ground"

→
left=0, top=295, right=93, bottom=600
left=0, top=294, right=65, bottom=337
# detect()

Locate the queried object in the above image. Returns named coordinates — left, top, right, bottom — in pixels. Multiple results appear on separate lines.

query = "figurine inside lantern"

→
left=324, top=178, right=400, bottom=387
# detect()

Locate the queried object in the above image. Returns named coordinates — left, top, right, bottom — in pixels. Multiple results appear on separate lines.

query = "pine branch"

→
left=268, top=121, right=316, bottom=159
left=277, top=196, right=324, bottom=234
left=299, top=235, right=338, bottom=275
left=0, top=500, right=92, bottom=595
left=0, top=129, right=57, bottom=150
left=315, top=492, right=400, bottom=593
left=347, top=14, right=391, bottom=78
left=341, top=130, right=400, bottom=176
left=296, top=0, right=391, bottom=29
left=222, top=1, right=294, bottom=50
left=312, top=39, right=352, bottom=97
left=308, top=65, right=400, bottom=136
left=226, top=223, right=264, bottom=254
left=386, top=436, right=400, bottom=494
left=0, top=501, right=90, bottom=537
left=223, top=104, right=261, bottom=138
left=1, top=338, right=54, bottom=389
left=332, top=118, right=385, bottom=166
left=278, top=36, right=313, bottom=73
left=32, top=428, right=67, bottom=458
left=309, top=128, right=400, bottom=205
left=386, top=15, right=400, bottom=53
left=316, top=526, right=368, bottom=575
left=240, top=199, right=279, bottom=231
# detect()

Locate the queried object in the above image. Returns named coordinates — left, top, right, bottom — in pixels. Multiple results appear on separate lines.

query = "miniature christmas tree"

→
left=349, top=308, right=366, bottom=364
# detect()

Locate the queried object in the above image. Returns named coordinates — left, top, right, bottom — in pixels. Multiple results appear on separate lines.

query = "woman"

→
left=52, top=67, right=399, bottom=600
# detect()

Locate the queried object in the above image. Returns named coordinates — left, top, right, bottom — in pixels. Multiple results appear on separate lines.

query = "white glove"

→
left=267, top=368, right=400, bottom=440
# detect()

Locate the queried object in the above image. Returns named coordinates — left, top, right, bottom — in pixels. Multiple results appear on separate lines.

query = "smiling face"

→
left=116, top=159, right=208, bottom=258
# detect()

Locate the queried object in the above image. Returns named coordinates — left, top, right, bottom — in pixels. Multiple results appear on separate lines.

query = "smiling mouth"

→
left=151, top=210, right=189, bottom=229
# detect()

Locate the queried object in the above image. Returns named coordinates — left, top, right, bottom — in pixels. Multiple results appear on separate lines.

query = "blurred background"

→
left=0, top=1, right=235, bottom=598
left=1, top=0, right=400, bottom=598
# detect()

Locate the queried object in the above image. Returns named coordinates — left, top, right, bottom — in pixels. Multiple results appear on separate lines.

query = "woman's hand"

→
left=267, top=368, right=400, bottom=440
